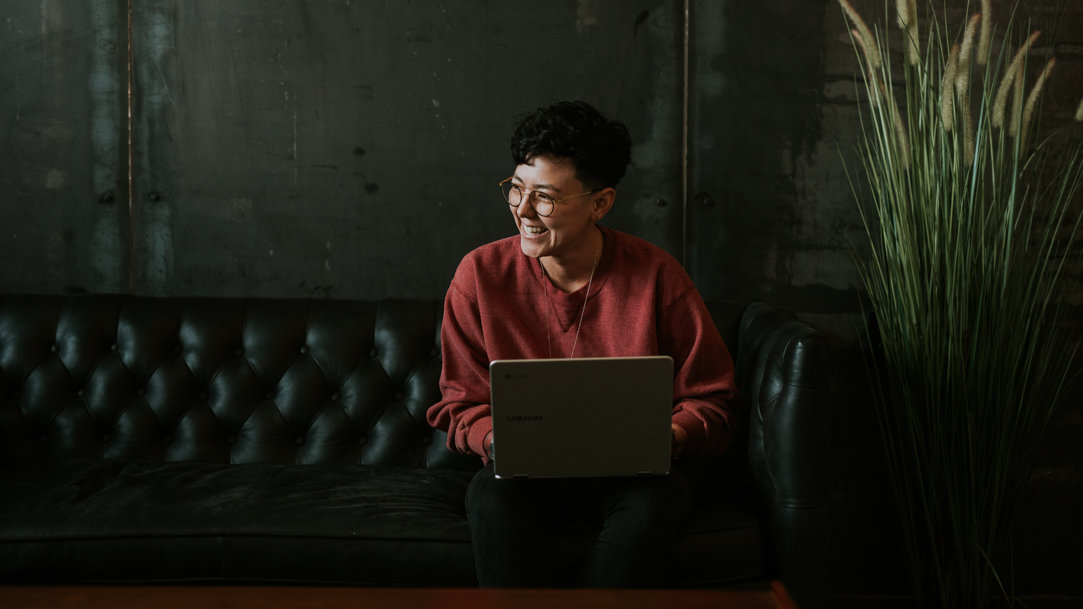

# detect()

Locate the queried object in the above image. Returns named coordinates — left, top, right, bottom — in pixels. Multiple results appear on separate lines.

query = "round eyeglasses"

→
left=499, top=178, right=596, bottom=217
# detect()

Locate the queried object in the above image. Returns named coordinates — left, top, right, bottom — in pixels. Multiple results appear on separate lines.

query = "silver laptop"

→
left=489, top=356, right=674, bottom=479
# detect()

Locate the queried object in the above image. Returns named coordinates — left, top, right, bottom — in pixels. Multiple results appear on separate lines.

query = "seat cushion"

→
left=0, top=460, right=477, bottom=584
left=0, top=459, right=763, bottom=585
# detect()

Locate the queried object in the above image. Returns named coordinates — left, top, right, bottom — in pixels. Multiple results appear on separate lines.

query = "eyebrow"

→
left=510, top=176, right=561, bottom=193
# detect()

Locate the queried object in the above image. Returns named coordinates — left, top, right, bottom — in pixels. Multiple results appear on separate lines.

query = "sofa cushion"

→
left=0, top=458, right=764, bottom=585
left=0, top=459, right=477, bottom=584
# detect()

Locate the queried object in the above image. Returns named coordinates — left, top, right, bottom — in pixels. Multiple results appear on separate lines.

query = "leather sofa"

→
left=0, top=295, right=835, bottom=605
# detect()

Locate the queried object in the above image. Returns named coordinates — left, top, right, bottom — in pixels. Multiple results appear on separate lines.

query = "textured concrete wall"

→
left=0, top=0, right=130, bottom=293
left=3, top=0, right=1080, bottom=315
left=4, top=0, right=686, bottom=299
left=125, top=0, right=690, bottom=299
left=688, top=0, right=1083, bottom=317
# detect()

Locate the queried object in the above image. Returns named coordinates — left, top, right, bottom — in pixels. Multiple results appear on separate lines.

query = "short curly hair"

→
left=510, top=101, right=632, bottom=189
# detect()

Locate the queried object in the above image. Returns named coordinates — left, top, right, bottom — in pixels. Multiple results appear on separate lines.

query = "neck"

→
left=540, top=226, right=602, bottom=294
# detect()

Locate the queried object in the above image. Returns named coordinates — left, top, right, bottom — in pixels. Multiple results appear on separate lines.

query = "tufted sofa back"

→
left=0, top=295, right=478, bottom=470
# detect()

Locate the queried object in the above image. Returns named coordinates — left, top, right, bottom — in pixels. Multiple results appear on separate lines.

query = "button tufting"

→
left=369, top=349, right=379, bottom=358
left=50, top=344, right=58, bottom=353
left=331, top=392, right=341, bottom=401
left=110, top=343, right=119, bottom=352
left=76, top=389, right=86, bottom=397
left=394, top=391, right=405, bottom=401
left=300, top=345, right=309, bottom=355
left=295, top=437, right=305, bottom=445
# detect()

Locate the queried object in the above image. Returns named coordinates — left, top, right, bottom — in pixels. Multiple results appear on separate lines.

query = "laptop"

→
left=489, top=356, right=674, bottom=479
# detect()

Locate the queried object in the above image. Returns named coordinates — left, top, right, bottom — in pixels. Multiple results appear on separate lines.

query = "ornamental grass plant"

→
left=837, top=1, right=1083, bottom=607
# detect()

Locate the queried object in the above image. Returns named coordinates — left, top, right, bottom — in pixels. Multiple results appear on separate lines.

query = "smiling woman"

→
left=427, top=101, right=740, bottom=588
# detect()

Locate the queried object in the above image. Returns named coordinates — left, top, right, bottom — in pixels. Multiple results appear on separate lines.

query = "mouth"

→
left=522, top=225, right=549, bottom=237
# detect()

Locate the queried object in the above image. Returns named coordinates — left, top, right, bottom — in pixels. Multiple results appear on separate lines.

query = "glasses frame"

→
left=499, top=177, right=597, bottom=217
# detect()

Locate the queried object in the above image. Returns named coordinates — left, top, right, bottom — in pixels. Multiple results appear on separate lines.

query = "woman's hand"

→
left=671, top=424, right=687, bottom=458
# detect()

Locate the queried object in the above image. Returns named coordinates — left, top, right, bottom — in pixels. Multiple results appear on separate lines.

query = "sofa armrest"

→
left=737, top=302, right=835, bottom=609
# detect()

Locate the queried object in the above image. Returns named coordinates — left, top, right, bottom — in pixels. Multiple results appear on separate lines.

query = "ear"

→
left=590, top=188, right=616, bottom=222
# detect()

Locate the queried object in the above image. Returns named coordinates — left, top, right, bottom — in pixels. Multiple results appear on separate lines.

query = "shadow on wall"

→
left=689, top=0, right=858, bottom=315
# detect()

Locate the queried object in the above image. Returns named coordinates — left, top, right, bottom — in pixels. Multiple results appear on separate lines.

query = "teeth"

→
left=525, top=226, right=548, bottom=234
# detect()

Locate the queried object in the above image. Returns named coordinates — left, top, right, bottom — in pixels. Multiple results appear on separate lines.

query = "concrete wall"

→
left=4, top=1, right=1080, bottom=315
left=1, top=0, right=866, bottom=312
left=4, top=0, right=689, bottom=299
left=1, top=0, right=130, bottom=294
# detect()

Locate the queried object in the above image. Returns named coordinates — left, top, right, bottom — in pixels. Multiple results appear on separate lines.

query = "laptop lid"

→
left=489, top=356, right=674, bottom=479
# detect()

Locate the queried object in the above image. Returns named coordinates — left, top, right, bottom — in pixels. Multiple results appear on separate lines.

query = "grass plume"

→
left=955, top=13, right=980, bottom=98
left=992, top=30, right=1041, bottom=131
left=840, top=0, right=881, bottom=68
left=1020, top=58, right=1056, bottom=149
left=941, top=45, right=959, bottom=132
left=897, top=0, right=921, bottom=65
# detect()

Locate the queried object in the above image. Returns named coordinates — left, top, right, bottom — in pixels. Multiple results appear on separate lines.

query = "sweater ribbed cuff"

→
left=467, top=417, right=494, bottom=461
left=671, top=410, right=705, bottom=456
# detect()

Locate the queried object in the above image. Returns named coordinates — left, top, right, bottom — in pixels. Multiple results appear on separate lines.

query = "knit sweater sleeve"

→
left=661, top=284, right=741, bottom=457
left=426, top=257, right=494, bottom=461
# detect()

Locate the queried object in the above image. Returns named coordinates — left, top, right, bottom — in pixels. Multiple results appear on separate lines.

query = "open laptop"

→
left=489, top=356, right=674, bottom=479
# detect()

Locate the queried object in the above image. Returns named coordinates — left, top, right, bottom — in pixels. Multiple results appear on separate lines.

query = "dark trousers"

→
left=465, top=462, right=692, bottom=588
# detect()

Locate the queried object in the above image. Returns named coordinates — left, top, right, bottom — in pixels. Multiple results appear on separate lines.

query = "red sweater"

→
left=427, top=226, right=740, bottom=462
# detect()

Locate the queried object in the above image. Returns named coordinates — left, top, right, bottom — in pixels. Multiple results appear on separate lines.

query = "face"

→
left=509, top=155, right=607, bottom=262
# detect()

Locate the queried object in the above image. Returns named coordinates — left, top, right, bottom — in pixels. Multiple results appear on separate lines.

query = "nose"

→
left=514, top=193, right=540, bottom=219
